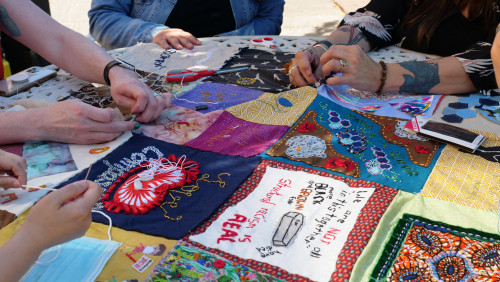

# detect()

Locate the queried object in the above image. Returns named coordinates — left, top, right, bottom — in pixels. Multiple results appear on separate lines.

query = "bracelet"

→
left=103, top=59, right=136, bottom=86
left=313, top=44, right=328, bottom=53
left=375, top=60, right=387, bottom=95
left=314, top=40, right=333, bottom=48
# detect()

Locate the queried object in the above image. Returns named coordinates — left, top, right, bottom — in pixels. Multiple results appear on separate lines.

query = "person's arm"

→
left=0, top=0, right=169, bottom=125
left=0, top=150, right=26, bottom=189
left=493, top=28, right=500, bottom=87
left=0, top=180, right=102, bottom=281
left=219, top=0, right=285, bottom=36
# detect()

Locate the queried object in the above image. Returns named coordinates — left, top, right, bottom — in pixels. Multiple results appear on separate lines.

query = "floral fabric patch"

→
left=146, top=240, right=282, bottom=281
left=370, top=214, right=500, bottom=281
left=205, top=48, right=294, bottom=93
left=267, top=111, right=360, bottom=178
left=141, top=106, right=223, bottom=145
left=226, top=86, right=317, bottom=126
left=188, top=160, right=397, bottom=281
left=185, top=111, right=289, bottom=157
left=266, top=95, right=443, bottom=193
left=173, top=82, right=264, bottom=113
left=56, top=135, right=261, bottom=239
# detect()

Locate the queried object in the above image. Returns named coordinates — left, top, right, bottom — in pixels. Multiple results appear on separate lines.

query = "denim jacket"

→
left=89, top=0, right=285, bottom=49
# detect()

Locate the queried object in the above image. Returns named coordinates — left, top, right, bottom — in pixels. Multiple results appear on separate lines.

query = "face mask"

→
left=21, top=211, right=121, bottom=282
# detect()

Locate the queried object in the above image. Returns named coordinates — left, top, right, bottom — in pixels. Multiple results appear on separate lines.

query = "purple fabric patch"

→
left=185, top=111, right=289, bottom=157
left=173, top=82, right=263, bottom=113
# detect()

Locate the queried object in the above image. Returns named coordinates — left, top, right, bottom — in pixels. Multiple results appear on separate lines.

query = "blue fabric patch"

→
left=448, top=102, right=469, bottom=109
left=264, top=95, right=444, bottom=193
left=57, top=135, right=261, bottom=239
left=442, top=107, right=457, bottom=115
left=442, top=114, right=464, bottom=123
left=173, top=82, right=263, bottom=113
left=455, top=108, right=477, bottom=118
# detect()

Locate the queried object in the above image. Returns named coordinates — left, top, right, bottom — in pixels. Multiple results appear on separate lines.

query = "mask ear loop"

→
left=35, top=245, right=62, bottom=265
left=92, top=210, right=113, bottom=241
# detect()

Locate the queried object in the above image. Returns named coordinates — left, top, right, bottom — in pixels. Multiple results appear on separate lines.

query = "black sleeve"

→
left=339, top=0, right=410, bottom=48
left=452, top=41, right=499, bottom=94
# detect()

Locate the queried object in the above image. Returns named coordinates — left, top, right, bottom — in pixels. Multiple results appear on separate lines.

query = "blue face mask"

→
left=21, top=211, right=121, bottom=282
left=21, top=236, right=121, bottom=282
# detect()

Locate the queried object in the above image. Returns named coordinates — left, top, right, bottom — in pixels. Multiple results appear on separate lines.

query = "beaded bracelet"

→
left=375, top=60, right=387, bottom=95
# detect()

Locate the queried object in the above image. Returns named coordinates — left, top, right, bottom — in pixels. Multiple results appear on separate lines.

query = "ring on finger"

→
left=288, top=65, right=298, bottom=75
left=339, top=59, right=348, bottom=70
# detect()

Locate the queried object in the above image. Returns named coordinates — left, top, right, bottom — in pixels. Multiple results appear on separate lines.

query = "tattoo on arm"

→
left=336, top=26, right=368, bottom=46
left=399, top=61, right=440, bottom=94
left=0, top=6, right=20, bottom=37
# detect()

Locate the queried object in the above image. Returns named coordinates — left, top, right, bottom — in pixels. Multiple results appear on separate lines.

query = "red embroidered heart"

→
left=102, top=154, right=199, bottom=215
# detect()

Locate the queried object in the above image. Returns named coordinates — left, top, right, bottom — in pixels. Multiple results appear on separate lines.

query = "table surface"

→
left=0, top=36, right=499, bottom=282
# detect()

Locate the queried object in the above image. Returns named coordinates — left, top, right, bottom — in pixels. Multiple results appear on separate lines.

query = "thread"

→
left=35, top=245, right=62, bottom=264
left=92, top=210, right=113, bottom=241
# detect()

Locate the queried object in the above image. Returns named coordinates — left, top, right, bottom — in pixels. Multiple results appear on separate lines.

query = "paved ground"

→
left=48, top=0, right=369, bottom=37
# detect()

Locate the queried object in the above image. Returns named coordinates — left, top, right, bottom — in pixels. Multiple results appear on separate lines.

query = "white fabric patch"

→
left=189, top=167, right=374, bottom=282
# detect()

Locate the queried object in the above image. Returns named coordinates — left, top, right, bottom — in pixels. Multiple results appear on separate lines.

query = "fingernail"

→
left=134, top=123, right=141, bottom=130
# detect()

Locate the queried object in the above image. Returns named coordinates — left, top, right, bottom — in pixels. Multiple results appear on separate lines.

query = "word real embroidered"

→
left=190, top=167, right=375, bottom=282
left=57, top=135, right=261, bottom=239
left=370, top=214, right=500, bottom=281
left=267, top=95, right=443, bottom=193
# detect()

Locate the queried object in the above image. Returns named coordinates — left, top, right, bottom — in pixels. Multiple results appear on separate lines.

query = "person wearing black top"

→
left=290, top=0, right=500, bottom=96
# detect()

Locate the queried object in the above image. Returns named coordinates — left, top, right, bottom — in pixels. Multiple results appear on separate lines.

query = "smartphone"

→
left=0, top=66, right=57, bottom=97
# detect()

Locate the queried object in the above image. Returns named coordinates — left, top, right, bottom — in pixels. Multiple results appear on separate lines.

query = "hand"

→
left=37, top=99, right=137, bottom=144
left=153, top=28, right=201, bottom=50
left=17, top=180, right=103, bottom=250
left=0, top=150, right=27, bottom=189
left=289, top=46, right=325, bottom=86
left=108, top=67, right=172, bottom=123
left=320, top=45, right=382, bottom=92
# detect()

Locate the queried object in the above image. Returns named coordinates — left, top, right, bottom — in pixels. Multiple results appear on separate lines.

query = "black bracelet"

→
left=103, top=60, right=122, bottom=86
left=313, top=40, right=333, bottom=48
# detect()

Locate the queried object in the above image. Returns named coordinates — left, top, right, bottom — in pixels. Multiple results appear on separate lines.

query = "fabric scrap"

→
left=226, top=86, right=317, bottom=126
left=206, top=48, right=294, bottom=93
left=173, top=82, right=264, bottom=113
left=185, top=111, right=289, bottom=157
left=23, top=141, right=77, bottom=181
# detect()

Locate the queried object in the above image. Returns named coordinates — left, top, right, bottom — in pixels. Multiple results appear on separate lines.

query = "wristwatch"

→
left=103, top=59, right=135, bottom=86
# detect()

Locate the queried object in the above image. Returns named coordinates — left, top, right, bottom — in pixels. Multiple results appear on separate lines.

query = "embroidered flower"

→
left=325, top=158, right=355, bottom=171
left=414, top=145, right=431, bottom=154
left=213, top=259, right=226, bottom=269
left=297, top=122, right=316, bottom=133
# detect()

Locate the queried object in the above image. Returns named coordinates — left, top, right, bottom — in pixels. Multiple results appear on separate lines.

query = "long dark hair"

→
left=402, top=0, right=499, bottom=46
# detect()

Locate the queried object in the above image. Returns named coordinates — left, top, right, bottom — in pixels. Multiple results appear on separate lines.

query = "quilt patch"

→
left=226, top=86, right=317, bottom=126
left=146, top=240, right=282, bottom=281
left=23, top=141, right=77, bottom=181
left=421, top=130, right=500, bottom=213
left=56, top=135, right=261, bottom=239
left=185, top=111, right=289, bottom=157
left=141, top=105, right=223, bottom=145
left=267, top=95, right=443, bottom=192
left=370, top=214, right=500, bottom=281
left=205, top=48, right=294, bottom=93
left=187, top=160, right=397, bottom=282
left=117, top=43, right=240, bottom=76
left=319, top=84, right=441, bottom=119
left=173, top=82, right=264, bottom=113
left=442, top=94, right=500, bottom=125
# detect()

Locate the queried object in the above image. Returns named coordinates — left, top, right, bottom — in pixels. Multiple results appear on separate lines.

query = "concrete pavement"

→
left=48, top=0, right=369, bottom=37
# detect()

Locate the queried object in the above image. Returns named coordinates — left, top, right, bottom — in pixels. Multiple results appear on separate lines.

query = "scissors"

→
left=166, top=66, right=249, bottom=83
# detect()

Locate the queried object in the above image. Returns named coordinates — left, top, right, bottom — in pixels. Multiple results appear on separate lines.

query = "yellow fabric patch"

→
left=421, top=130, right=500, bottom=212
left=226, top=86, right=317, bottom=126
left=0, top=210, right=177, bottom=281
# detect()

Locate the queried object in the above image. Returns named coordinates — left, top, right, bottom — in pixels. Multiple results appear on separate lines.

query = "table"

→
left=0, top=36, right=499, bottom=282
